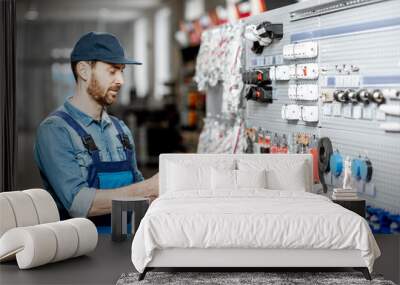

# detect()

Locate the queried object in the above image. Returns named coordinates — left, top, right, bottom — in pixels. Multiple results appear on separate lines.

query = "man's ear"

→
left=76, top=61, right=91, bottom=81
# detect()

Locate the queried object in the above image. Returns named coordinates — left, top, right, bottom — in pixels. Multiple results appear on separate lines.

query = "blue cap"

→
left=70, top=32, right=141, bottom=65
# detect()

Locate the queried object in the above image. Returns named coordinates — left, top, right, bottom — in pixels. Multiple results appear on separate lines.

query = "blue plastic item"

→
left=366, top=206, right=394, bottom=234
left=351, top=158, right=362, bottom=180
left=389, top=214, right=400, bottom=234
left=329, top=152, right=343, bottom=177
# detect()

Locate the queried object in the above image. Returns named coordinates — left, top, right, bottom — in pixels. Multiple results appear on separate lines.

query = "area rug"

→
left=116, top=271, right=396, bottom=285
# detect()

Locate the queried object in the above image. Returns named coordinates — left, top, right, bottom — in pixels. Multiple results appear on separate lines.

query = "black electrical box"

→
left=246, top=86, right=273, bottom=103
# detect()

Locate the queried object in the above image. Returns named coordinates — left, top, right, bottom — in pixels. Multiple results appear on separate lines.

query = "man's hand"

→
left=88, top=172, right=159, bottom=217
left=127, top=172, right=159, bottom=198
left=144, top=173, right=159, bottom=197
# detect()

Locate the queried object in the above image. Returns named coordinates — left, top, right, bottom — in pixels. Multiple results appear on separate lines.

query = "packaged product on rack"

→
left=197, top=115, right=246, bottom=154
left=194, top=22, right=245, bottom=115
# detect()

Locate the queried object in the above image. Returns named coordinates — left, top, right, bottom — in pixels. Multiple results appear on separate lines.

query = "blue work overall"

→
left=52, top=111, right=135, bottom=232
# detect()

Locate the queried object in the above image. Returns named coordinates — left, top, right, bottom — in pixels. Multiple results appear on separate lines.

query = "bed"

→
left=131, top=154, right=380, bottom=281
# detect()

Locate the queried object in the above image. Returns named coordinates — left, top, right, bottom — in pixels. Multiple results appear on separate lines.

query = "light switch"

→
left=294, top=42, right=318, bottom=59
left=283, top=44, right=295, bottom=59
left=297, top=84, right=319, bottom=101
left=296, top=63, right=319, bottom=79
left=283, top=104, right=301, bottom=120
left=301, top=105, right=319, bottom=122
left=275, top=65, right=290, bottom=80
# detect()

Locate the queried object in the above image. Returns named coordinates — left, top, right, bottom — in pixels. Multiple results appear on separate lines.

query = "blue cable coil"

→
left=366, top=206, right=400, bottom=234
left=329, top=152, right=343, bottom=177
left=351, top=158, right=362, bottom=180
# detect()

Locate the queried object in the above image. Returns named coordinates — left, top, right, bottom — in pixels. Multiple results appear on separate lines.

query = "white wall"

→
left=134, top=17, right=150, bottom=98
left=153, top=6, right=172, bottom=100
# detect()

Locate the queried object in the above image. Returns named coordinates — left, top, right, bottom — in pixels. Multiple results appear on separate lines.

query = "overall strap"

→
left=109, top=116, right=132, bottom=151
left=52, top=110, right=100, bottom=162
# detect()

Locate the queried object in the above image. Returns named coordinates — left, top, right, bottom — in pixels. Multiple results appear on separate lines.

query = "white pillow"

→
left=237, top=158, right=310, bottom=191
left=211, top=169, right=267, bottom=190
left=166, top=159, right=236, bottom=192
left=236, top=169, right=267, bottom=189
left=211, top=168, right=236, bottom=190
left=266, top=161, right=308, bottom=191
left=167, top=162, right=211, bottom=191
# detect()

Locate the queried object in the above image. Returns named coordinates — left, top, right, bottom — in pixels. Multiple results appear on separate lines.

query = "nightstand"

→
left=111, top=197, right=149, bottom=242
left=332, top=199, right=366, bottom=217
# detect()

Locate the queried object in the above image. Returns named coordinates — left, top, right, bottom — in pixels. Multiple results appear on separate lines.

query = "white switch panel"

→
left=275, top=65, right=290, bottom=80
left=269, top=66, right=276, bottom=81
left=301, top=105, right=319, bottom=122
left=296, top=63, right=319, bottom=79
left=283, top=44, right=295, bottom=59
left=288, top=84, right=297, bottom=99
left=294, top=42, right=318, bottom=59
left=283, top=104, right=302, bottom=120
left=296, top=84, right=319, bottom=101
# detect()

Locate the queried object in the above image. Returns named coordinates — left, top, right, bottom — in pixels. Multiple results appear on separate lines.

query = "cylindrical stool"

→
left=111, top=197, right=149, bottom=242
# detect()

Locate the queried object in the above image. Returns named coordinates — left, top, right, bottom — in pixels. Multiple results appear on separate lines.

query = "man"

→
left=34, top=32, right=158, bottom=226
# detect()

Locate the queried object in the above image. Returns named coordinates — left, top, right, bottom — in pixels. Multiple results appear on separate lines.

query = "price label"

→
left=264, top=56, right=274, bottom=66
left=362, top=105, right=373, bottom=120
left=323, top=103, right=332, bottom=116
left=257, top=57, right=265, bottom=66
left=335, top=76, right=344, bottom=88
left=342, top=104, right=353, bottom=118
left=275, top=54, right=284, bottom=65
left=353, top=105, right=362, bottom=119
left=332, top=102, right=342, bottom=116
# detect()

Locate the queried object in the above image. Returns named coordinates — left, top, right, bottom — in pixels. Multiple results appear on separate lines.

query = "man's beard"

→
left=87, top=76, right=120, bottom=106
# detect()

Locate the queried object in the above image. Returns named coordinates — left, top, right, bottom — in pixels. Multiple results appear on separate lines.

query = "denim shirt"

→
left=34, top=98, right=144, bottom=218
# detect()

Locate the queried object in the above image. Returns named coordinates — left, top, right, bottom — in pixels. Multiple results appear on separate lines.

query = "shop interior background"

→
left=15, top=0, right=291, bottom=188
left=3, top=0, right=400, bottom=283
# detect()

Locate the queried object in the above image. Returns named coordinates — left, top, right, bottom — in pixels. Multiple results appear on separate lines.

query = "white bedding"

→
left=131, top=190, right=380, bottom=273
